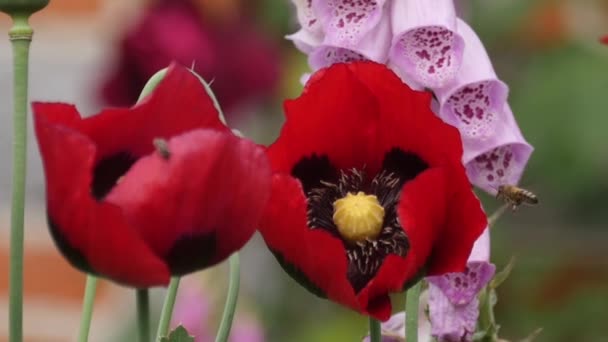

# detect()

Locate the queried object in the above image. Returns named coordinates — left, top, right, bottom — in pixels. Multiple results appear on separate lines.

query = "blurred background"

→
left=0, top=0, right=607, bottom=341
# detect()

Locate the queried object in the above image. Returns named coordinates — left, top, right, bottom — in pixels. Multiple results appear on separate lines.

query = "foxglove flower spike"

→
left=434, top=18, right=509, bottom=141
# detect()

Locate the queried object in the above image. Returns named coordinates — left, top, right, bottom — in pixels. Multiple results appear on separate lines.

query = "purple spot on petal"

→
left=395, top=26, right=460, bottom=87
left=445, top=81, right=501, bottom=137
left=312, top=46, right=368, bottom=69
left=473, top=146, right=518, bottom=188
left=325, top=0, right=381, bottom=44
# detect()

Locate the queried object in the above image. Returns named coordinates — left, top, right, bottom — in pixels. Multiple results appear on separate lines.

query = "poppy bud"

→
left=0, top=0, right=48, bottom=16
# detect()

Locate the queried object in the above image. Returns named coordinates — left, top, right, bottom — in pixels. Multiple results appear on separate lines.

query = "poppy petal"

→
left=259, top=174, right=361, bottom=310
left=104, top=129, right=271, bottom=274
left=87, top=63, right=229, bottom=159
left=348, top=167, right=450, bottom=321
left=397, top=167, right=449, bottom=279
left=344, top=62, right=463, bottom=166
left=427, top=171, right=487, bottom=275
left=34, top=64, right=228, bottom=163
left=34, top=111, right=170, bottom=287
left=268, top=63, right=382, bottom=174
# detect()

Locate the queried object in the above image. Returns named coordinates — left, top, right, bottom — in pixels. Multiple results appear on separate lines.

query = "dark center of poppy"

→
left=292, top=148, right=428, bottom=293
left=91, top=138, right=171, bottom=200
left=91, top=152, right=137, bottom=200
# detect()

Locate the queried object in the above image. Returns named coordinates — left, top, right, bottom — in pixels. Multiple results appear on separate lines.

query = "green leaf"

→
left=472, top=328, right=490, bottom=341
left=160, top=325, right=194, bottom=342
left=519, top=328, right=543, bottom=342
left=489, top=290, right=498, bottom=308
left=490, top=257, right=516, bottom=289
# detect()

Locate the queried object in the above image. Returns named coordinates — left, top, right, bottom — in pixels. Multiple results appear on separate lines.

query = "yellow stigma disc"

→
left=332, top=191, right=385, bottom=243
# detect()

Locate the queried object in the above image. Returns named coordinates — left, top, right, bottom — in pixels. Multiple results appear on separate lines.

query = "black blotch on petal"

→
left=291, top=154, right=338, bottom=193
left=165, top=233, right=217, bottom=275
left=271, top=249, right=327, bottom=299
left=91, top=152, right=137, bottom=200
left=381, top=148, right=428, bottom=184
left=47, top=215, right=95, bottom=275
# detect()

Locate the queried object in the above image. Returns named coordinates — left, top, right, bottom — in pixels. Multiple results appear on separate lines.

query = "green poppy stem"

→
left=156, top=276, right=181, bottom=340
left=7, top=14, right=33, bottom=342
left=368, top=317, right=382, bottom=342
left=215, top=253, right=241, bottom=342
left=405, top=280, right=422, bottom=342
left=78, top=275, right=98, bottom=342
left=136, top=289, right=151, bottom=342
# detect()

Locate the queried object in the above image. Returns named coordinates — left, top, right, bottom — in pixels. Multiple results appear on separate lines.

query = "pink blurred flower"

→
left=426, top=228, right=495, bottom=342
left=100, top=0, right=281, bottom=118
left=171, top=277, right=265, bottom=342
left=229, top=315, right=265, bottom=342
left=171, top=279, right=213, bottom=342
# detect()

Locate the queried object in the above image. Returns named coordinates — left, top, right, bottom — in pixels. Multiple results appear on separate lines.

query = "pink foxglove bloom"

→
left=464, top=104, right=533, bottom=194
left=434, top=19, right=509, bottom=141
left=426, top=228, right=495, bottom=342
left=389, top=0, right=465, bottom=88
left=288, top=0, right=392, bottom=70
left=286, top=0, right=324, bottom=54
left=362, top=298, right=432, bottom=342
left=432, top=19, right=532, bottom=193
left=310, top=0, right=391, bottom=68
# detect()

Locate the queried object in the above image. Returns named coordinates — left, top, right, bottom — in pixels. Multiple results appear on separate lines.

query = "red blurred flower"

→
left=601, top=35, right=608, bottom=45
left=34, top=64, right=270, bottom=288
left=259, top=62, right=486, bottom=320
left=100, top=0, right=281, bottom=117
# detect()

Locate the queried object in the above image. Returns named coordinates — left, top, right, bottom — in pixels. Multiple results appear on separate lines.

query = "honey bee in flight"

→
left=496, top=185, right=539, bottom=211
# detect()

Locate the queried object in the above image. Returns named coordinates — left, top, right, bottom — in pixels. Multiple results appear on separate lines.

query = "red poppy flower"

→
left=34, top=64, right=270, bottom=288
left=259, top=62, right=486, bottom=320
left=601, top=35, right=608, bottom=45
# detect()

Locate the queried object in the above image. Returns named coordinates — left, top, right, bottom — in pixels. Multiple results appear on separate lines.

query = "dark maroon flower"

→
left=100, top=0, right=281, bottom=117
left=34, top=64, right=270, bottom=287
left=259, top=62, right=486, bottom=320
